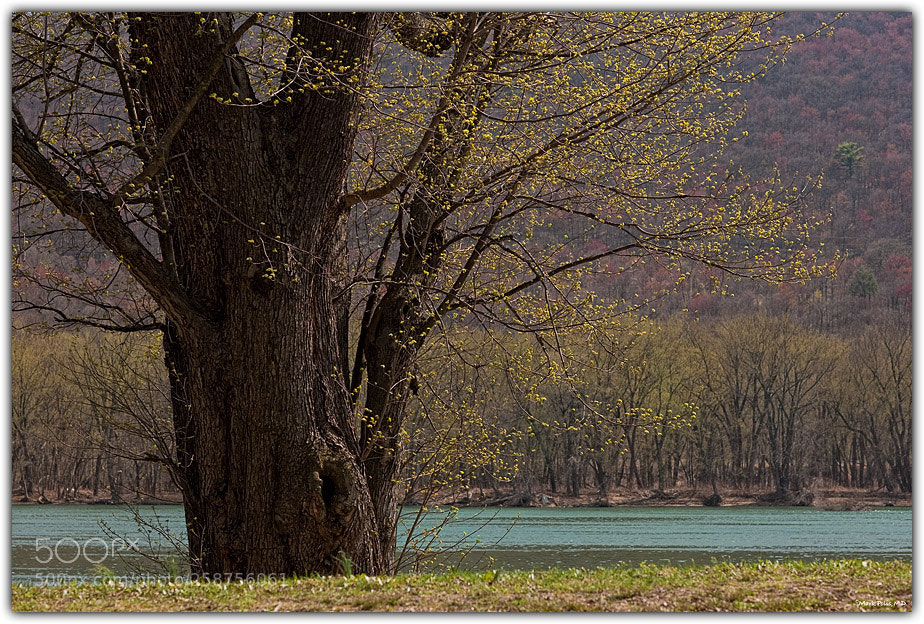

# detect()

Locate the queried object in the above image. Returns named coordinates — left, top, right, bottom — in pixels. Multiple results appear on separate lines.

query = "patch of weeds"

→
left=12, top=559, right=911, bottom=613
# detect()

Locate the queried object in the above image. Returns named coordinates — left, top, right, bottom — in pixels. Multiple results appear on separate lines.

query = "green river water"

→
left=11, top=504, right=910, bottom=585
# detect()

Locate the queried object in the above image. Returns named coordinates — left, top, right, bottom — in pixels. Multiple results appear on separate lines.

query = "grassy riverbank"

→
left=13, top=559, right=910, bottom=612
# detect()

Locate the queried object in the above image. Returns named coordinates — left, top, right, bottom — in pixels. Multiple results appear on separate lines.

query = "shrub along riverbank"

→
left=12, top=559, right=910, bottom=612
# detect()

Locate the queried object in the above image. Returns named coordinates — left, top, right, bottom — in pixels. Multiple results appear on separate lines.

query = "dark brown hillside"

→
left=707, top=12, right=912, bottom=328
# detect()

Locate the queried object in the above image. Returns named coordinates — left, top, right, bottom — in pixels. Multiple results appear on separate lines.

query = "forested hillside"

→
left=694, top=11, right=912, bottom=328
left=12, top=12, right=911, bottom=509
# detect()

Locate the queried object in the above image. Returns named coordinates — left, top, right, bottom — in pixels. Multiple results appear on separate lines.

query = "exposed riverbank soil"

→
left=12, top=487, right=183, bottom=506
left=413, top=486, right=911, bottom=511
left=13, top=486, right=909, bottom=510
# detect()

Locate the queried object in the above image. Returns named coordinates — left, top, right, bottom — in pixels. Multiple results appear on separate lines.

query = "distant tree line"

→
left=12, top=331, right=176, bottom=503
left=399, top=311, right=911, bottom=503
left=13, top=310, right=910, bottom=504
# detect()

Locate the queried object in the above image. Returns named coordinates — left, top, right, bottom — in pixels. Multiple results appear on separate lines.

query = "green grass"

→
left=12, top=559, right=911, bottom=612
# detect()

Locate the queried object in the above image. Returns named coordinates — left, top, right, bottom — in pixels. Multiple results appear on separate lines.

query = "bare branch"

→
left=12, top=117, right=207, bottom=331
left=340, top=13, right=480, bottom=210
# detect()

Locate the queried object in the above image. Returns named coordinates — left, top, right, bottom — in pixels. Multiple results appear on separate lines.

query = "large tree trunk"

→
left=133, top=12, right=386, bottom=575
left=176, top=278, right=385, bottom=574
left=361, top=335, right=415, bottom=570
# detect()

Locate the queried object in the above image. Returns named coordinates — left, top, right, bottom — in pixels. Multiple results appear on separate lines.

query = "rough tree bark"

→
left=132, top=12, right=385, bottom=575
left=11, top=12, right=387, bottom=575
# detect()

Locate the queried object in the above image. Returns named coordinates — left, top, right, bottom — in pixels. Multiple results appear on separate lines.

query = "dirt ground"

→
left=413, top=486, right=911, bottom=511
left=12, top=488, right=183, bottom=505
left=13, top=486, right=910, bottom=510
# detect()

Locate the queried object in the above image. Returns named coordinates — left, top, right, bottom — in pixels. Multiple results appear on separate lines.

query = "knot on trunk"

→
left=303, top=453, right=359, bottom=527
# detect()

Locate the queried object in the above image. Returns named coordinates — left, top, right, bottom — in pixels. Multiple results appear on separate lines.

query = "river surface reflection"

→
left=11, top=503, right=911, bottom=584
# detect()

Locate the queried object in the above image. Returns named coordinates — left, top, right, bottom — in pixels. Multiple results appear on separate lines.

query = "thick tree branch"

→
left=112, top=12, right=262, bottom=200
left=12, top=118, right=208, bottom=331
